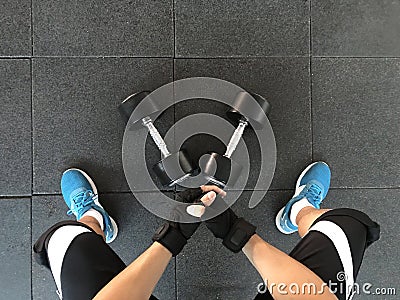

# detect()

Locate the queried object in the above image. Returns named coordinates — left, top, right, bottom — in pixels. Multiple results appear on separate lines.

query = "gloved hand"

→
left=152, top=187, right=215, bottom=256
left=187, top=186, right=256, bottom=253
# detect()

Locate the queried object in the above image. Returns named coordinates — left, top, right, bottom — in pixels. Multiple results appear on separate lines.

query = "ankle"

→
left=289, top=198, right=314, bottom=226
left=79, top=216, right=105, bottom=239
left=297, top=208, right=331, bottom=237
left=295, top=206, right=318, bottom=225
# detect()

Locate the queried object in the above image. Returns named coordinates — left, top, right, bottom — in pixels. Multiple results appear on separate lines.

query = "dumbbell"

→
left=201, top=91, right=271, bottom=188
left=118, top=91, right=196, bottom=187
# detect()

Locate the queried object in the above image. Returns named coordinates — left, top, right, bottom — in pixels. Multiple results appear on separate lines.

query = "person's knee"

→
left=33, top=221, right=93, bottom=268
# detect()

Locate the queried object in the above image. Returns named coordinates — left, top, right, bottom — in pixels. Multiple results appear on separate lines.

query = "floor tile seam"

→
left=2, top=56, right=400, bottom=59
left=30, top=0, right=34, bottom=57
left=309, top=0, right=314, bottom=162
left=173, top=0, right=177, bottom=59
left=30, top=40, right=34, bottom=297
left=30, top=190, right=175, bottom=196
left=4, top=186, right=400, bottom=199
left=174, top=55, right=311, bottom=59
left=15, top=55, right=175, bottom=59
left=312, top=56, right=400, bottom=59
left=0, top=195, right=32, bottom=199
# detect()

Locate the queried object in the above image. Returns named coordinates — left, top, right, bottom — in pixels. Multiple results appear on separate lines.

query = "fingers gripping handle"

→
left=142, top=116, right=171, bottom=158
left=224, top=119, right=248, bottom=158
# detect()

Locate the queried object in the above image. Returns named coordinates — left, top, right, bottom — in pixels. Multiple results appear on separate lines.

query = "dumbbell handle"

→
left=224, top=119, right=248, bottom=158
left=142, top=116, right=171, bottom=158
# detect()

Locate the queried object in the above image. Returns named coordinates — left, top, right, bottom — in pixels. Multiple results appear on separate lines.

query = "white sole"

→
left=275, top=162, right=328, bottom=234
left=275, top=207, right=293, bottom=234
left=63, top=168, right=119, bottom=243
left=107, top=217, right=119, bottom=244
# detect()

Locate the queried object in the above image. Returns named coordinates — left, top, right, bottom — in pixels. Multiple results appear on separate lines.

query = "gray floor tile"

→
left=0, top=60, right=32, bottom=196
left=325, top=189, right=399, bottom=300
left=32, top=58, right=173, bottom=193
left=0, top=198, right=31, bottom=299
left=177, top=225, right=260, bottom=300
left=0, top=0, right=31, bottom=56
left=312, top=58, right=400, bottom=188
left=174, top=58, right=312, bottom=190
left=312, top=0, right=400, bottom=57
left=176, top=190, right=299, bottom=300
left=33, top=0, right=173, bottom=56
left=175, top=0, right=309, bottom=57
left=32, top=193, right=176, bottom=300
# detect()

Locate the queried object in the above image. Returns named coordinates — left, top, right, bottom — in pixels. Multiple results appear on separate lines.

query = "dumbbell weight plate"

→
left=227, top=91, right=271, bottom=129
left=200, top=152, right=243, bottom=188
left=118, top=91, right=160, bottom=126
left=153, top=150, right=196, bottom=187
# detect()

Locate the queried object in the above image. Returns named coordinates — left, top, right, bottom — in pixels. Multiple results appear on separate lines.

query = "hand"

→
left=152, top=187, right=217, bottom=256
left=186, top=185, right=233, bottom=239
left=171, top=187, right=216, bottom=239
left=187, top=185, right=256, bottom=253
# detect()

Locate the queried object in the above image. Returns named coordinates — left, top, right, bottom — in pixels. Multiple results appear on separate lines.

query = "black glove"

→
left=152, top=188, right=204, bottom=256
left=201, top=195, right=256, bottom=253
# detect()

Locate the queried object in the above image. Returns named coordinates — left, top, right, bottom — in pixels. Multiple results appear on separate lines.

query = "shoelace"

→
left=301, top=183, right=323, bottom=205
left=67, top=190, right=97, bottom=216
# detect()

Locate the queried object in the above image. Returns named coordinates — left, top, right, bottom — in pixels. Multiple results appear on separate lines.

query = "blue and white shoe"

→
left=61, top=168, right=118, bottom=243
left=275, top=162, right=331, bottom=234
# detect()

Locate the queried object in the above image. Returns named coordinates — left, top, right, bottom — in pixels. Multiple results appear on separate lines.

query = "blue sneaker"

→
left=61, top=168, right=118, bottom=243
left=275, top=162, right=331, bottom=234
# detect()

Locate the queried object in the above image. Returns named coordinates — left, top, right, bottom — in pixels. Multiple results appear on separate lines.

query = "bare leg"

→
left=79, top=216, right=105, bottom=240
left=296, top=207, right=331, bottom=237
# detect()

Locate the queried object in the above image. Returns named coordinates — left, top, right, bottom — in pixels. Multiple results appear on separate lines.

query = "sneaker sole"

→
left=63, top=168, right=119, bottom=243
left=275, top=162, right=328, bottom=234
left=107, top=217, right=119, bottom=244
left=275, top=207, right=294, bottom=234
